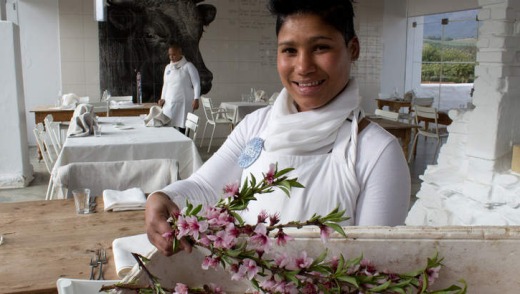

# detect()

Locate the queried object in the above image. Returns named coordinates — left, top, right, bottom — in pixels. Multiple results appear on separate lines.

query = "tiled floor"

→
left=0, top=136, right=442, bottom=205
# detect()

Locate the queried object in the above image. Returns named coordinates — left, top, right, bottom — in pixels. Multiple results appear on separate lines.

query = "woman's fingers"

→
left=145, top=192, right=179, bottom=256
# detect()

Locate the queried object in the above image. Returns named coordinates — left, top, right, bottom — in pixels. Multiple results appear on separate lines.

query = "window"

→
left=406, top=9, right=479, bottom=110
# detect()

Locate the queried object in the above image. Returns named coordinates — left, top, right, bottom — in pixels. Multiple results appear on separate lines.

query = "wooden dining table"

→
left=30, top=103, right=156, bottom=125
left=375, top=98, right=411, bottom=113
left=366, top=115, right=418, bottom=159
left=0, top=198, right=146, bottom=294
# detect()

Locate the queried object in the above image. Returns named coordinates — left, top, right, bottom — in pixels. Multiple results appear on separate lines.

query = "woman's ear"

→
left=348, top=37, right=360, bottom=61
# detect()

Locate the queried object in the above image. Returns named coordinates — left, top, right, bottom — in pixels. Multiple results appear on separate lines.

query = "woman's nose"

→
left=295, top=52, right=316, bottom=75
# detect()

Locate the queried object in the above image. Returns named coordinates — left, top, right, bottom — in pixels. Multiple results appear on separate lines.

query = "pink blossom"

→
left=248, top=223, right=272, bottom=252
left=173, top=283, right=189, bottom=294
left=427, top=265, right=441, bottom=285
left=259, top=277, right=277, bottom=292
left=264, top=163, right=276, bottom=185
left=288, top=251, right=313, bottom=270
left=176, top=215, right=191, bottom=239
left=197, top=234, right=211, bottom=246
left=269, top=213, right=280, bottom=226
left=207, top=283, right=225, bottom=294
left=319, top=225, right=334, bottom=243
left=207, top=229, right=235, bottom=249
left=360, top=259, right=378, bottom=276
left=257, top=210, right=268, bottom=223
left=240, top=258, right=260, bottom=280
left=186, top=216, right=208, bottom=240
left=202, top=255, right=220, bottom=270
left=205, top=207, right=233, bottom=227
left=223, top=181, right=239, bottom=198
left=225, top=222, right=239, bottom=238
left=274, top=280, right=298, bottom=294
left=274, top=252, right=291, bottom=268
left=161, top=230, right=174, bottom=240
left=275, top=229, right=294, bottom=246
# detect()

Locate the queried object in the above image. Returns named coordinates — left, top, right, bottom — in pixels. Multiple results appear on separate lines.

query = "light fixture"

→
left=95, top=0, right=106, bottom=22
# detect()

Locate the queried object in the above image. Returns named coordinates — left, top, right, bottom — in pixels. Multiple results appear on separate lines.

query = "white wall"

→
left=0, top=22, right=33, bottom=187
left=17, top=0, right=61, bottom=145
left=379, top=0, right=408, bottom=105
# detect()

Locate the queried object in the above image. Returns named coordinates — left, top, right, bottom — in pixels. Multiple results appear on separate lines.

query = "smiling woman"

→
left=145, top=0, right=410, bottom=257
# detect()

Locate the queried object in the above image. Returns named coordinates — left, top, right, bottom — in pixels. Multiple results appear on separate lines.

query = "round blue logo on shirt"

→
left=238, top=137, right=264, bottom=168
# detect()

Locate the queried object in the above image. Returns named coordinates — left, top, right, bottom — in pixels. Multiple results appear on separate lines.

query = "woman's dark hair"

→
left=268, top=0, right=356, bottom=44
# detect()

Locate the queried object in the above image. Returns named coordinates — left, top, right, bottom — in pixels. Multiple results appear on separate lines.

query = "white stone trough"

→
left=117, top=226, right=520, bottom=293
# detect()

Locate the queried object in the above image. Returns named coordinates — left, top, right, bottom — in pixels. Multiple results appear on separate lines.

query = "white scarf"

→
left=263, top=79, right=361, bottom=154
left=171, top=56, right=188, bottom=69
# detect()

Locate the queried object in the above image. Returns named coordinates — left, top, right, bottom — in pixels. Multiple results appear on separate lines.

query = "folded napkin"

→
left=254, top=89, right=268, bottom=102
left=66, top=104, right=97, bottom=137
left=61, top=93, right=79, bottom=107
left=103, top=187, right=146, bottom=211
left=144, top=105, right=171, bottom=127
left=112, top=234, right=156, bottom=278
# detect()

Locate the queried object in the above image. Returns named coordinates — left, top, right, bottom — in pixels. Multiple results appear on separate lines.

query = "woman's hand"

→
left=145, top=192, right=192, bottom=256
left=158, top=99, right=165, bottom=107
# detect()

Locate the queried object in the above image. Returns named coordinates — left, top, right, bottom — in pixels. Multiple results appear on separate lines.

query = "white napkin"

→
left=103, top=187, right=146, bottom=211
left=144, top=105, right=171, bottom=127
left=61, top=93, right=79, bottom=107
left=254, top=89, right=268, bottom=102
left=66, top=104, right=96, bottom=137
left=112, top=234, right=156, bottom=278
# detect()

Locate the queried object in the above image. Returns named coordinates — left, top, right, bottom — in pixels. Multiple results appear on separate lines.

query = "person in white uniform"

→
left=158, top=43, right=200, bottom=131
left=146, top=0, right=411, bottom=256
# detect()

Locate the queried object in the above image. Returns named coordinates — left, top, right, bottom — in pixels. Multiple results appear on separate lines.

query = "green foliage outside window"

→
left=421, top=40, right=476, bottom=83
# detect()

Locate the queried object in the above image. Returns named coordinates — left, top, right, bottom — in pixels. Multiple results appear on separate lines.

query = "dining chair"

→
left=184, top=112, right=199, bottom=143
left=374, top=109, right=399, bottom=121
left=402, top=97, right=435, bottom=123
left=199, top=97, right=233, bottom=153
left=33, top=123, right=58, bottom=200
left=43, top=114, right=62, bottom=157
left=52, top=158, right=179, bottom=199
left=408, top=105, right=449, bottom=164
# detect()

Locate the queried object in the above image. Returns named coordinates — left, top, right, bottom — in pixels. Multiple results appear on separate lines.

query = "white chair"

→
left=199, top=97, right=233, bottom=153
left=408, top=105, right=449, bottom=164
left=53, top=158, right=179, bottom=199
left=184, top=112, right=199, bottom=142
left=43, top=114, right=62, bottom=157
left=33, top=123, right=58, bottom=200
left=402, top=97, right=435, bottom=123
left=57, top=278, right=120, bottom=294
left=374, top=108, right=399, bottom=121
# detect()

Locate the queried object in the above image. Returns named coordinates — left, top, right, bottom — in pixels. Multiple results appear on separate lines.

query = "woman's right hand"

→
left=145, top=192, right=192, bottom=256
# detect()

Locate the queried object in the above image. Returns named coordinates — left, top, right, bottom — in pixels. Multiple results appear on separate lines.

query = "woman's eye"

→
left=314, top=45, right=331, bottom=52
left=280, top=47, right=297, bottom=54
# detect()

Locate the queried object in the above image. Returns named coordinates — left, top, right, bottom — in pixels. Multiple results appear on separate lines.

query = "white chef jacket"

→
left=160, top=57, right=201, bottom=128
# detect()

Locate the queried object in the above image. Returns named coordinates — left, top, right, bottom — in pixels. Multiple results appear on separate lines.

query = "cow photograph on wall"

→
left=99, top=0, right=216, bottom=103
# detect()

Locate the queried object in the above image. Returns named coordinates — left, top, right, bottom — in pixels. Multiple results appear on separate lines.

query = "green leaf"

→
left=336, top=275, right=359, bottom=287
left=368, top=280, right=391, bottom=292
left=191, top=204, right=202, bottom=216
left=325, top=222, right=347, bottom=238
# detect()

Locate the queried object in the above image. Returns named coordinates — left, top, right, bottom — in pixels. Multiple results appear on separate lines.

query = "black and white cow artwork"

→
left=99, top=0, right=217, bottom=102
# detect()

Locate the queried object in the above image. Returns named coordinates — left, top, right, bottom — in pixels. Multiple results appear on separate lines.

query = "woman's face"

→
left=168, top=47, right=183, bottom=63
left=277, top=13, right=359, bottom=112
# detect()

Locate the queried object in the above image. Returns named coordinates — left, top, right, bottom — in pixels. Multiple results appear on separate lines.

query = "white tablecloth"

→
left=220, top=101, right=268, bottom=125
left=53, top=116, right=202, bottom=180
